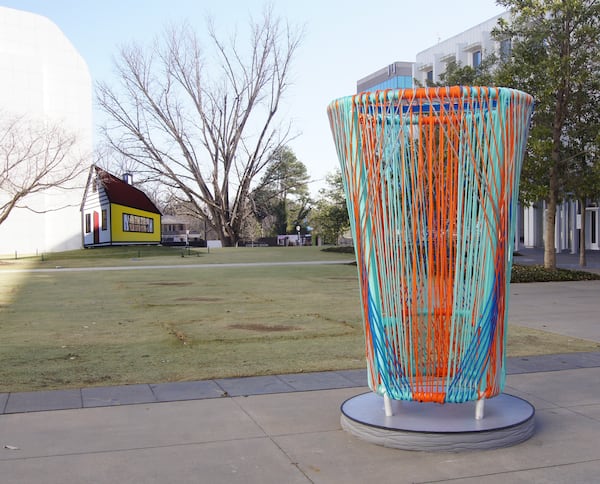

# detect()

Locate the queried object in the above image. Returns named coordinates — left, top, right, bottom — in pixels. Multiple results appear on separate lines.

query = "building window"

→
left=123, top=213, right=154, bottom=233
left=426, top=70, right=433, bottom=83
left=101, top=209, right=107, bottom=231
left=472, top=50, right=482, bottom=68
left=92, top=178, right=97, bottom=192
left=85, top=213, right=91, bottom=233
left=500, top=39, right=512, bottom=59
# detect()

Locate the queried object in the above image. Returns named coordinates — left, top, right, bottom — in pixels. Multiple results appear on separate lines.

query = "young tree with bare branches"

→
left=97, top=8, right=303, bottom=246
left=0, top=114, right=85, bottom=226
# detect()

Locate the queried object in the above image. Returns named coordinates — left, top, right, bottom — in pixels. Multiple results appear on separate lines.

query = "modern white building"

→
left=0, top=6, right=92, bottom=256
left=357, top=11, right=599, bottom=253
left=413, top=13, right=511, bottom=86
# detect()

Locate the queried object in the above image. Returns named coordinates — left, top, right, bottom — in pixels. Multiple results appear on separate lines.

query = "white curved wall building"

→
left=0, top=6, right=92, bottom=256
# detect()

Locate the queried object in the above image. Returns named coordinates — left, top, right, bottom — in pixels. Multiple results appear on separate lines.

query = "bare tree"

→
left=97, top=8, right=303, bottom=246
left=0, top=114, right=86, bottom=226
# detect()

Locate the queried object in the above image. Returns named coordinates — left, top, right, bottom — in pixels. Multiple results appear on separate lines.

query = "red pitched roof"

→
left=94, top=166, right=161, bottom=215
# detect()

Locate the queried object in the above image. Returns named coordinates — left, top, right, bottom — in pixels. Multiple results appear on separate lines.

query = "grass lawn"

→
left=1, top=245, right=354, bottom=268
left=0, top=246, right=598, bottom=392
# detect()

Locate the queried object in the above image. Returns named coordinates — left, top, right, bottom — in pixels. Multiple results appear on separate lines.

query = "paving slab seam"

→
left=0, top=435, right=273, bottom=463
left=228, top=395, right=315, bottom=483
left=561, top=405, right=600, bottom=424
left=415, top=457, right=600, bottom=484
left=1, top=352, right=599, bottom=415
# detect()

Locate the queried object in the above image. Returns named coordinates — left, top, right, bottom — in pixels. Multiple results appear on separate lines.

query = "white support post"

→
left=475, top=398, right=485, bottom=420
left=384, top=393, right=393, bottom=417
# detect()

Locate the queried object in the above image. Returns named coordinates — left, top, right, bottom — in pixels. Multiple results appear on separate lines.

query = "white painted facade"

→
left=414, top=13, right=511, bottom=86
left=80, top=169, right=112, bottom=247
left=523, top=201, right=600, bottom=253
left=0, top=7, right=92, bottom=256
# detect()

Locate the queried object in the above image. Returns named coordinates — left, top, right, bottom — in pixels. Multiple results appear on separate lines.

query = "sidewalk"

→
left=515, top=246, right=600, bottom=274
left=1, top=282, right=599, bottom=483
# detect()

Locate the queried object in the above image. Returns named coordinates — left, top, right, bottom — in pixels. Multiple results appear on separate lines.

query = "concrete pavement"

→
left=1, top=364, right=599, bottom=483
left=515, top=246, right=600, bottom=274
left=509, top=280, right=600, bottom=342
left=1, top=278, right=599, bottom=482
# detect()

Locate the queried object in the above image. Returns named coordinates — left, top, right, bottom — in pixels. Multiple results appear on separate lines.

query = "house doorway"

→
left=93, top=211, right=100, bottom=245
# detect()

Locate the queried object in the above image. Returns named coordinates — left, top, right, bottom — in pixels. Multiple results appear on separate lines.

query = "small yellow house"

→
left=81, top=165, right=161, bottom=247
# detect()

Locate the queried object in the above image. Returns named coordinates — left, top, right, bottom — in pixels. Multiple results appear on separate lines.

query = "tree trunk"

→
left=543, top=20, right=571, bottom=269
left=544, top=195, right=557, bottom=269
left=579, top=198, right=586, bottom=267
left=546, top=74, right=568, bottom=269
left=544, top=164, right=559, bottom=269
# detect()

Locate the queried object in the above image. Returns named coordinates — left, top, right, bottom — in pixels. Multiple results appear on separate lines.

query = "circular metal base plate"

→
left=341, top=392, right=535, bottom=451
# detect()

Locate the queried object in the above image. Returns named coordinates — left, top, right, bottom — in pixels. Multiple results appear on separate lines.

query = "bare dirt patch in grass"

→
left=175, top=297, right=223, bottom=302
left=148, top=281, right=194, bottom=286
left=228, top=323, right=301, bottom=332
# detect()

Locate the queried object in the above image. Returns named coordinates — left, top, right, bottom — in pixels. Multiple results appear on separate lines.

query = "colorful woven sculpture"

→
left=328, top=86, right=534, bottom=404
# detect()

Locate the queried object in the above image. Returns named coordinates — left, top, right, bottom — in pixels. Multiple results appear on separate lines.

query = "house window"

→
left=426, top=70, right=433, bottom=83
left=500, top=39, right=511, bottom=59
left=101, top=209, right=107, bottom=231
left=92, top=178, right=97, bottom=192
left=472, top=50, right=482, bottom=68
left=85, top=213, right=91, bottom=233
left=123, top=213, right=154, bottom=233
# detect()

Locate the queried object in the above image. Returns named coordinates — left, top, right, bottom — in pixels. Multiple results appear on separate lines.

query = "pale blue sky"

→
left=3, top=0, right=505, bottom=193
